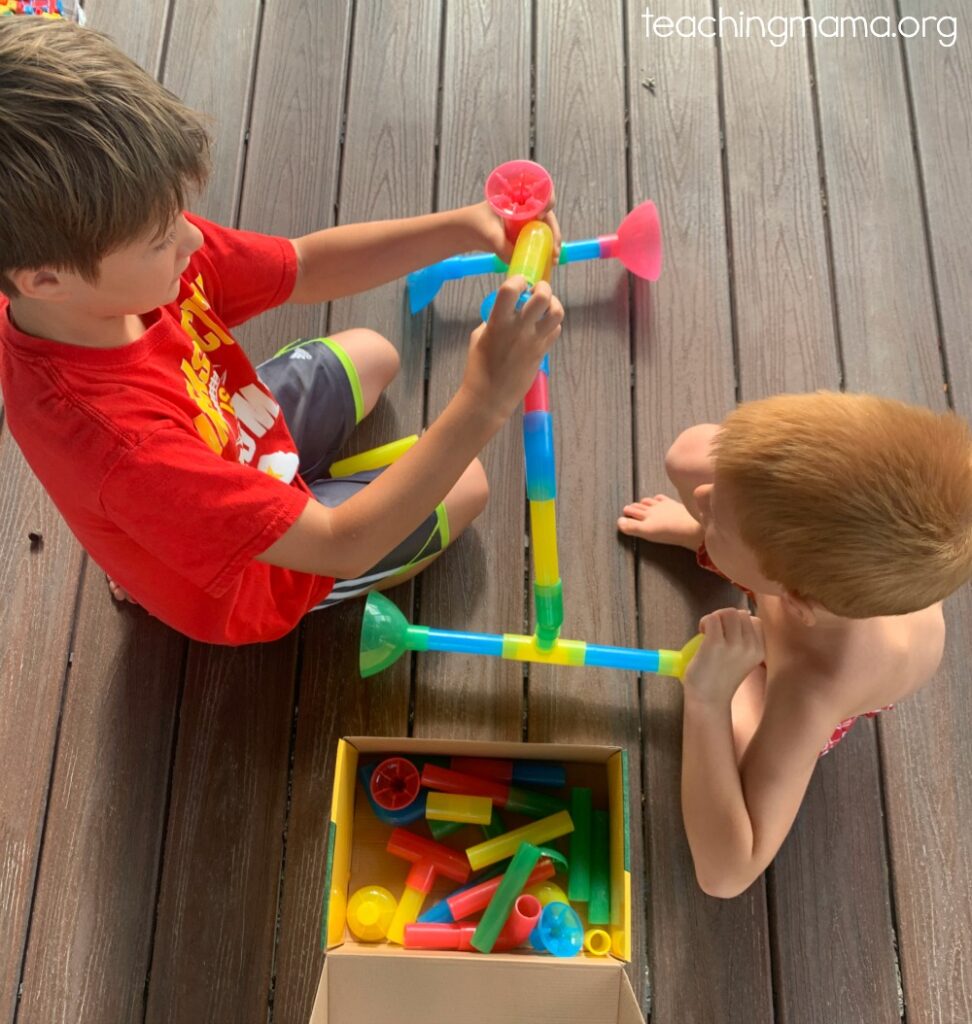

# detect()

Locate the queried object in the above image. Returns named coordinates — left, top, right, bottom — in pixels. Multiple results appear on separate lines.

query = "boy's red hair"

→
left=714, top=392, right=972, bottom=617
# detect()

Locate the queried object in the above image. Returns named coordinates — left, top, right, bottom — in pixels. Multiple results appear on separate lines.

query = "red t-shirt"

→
left=0, top=214, right=334, bottom=645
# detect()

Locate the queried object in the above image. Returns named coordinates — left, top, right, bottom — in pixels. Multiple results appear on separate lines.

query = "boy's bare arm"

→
left=680, top=610, right=836, bottom=898
left=256, top=277, right=562, bottom=578
left=288, top=203, right=559, bottom=305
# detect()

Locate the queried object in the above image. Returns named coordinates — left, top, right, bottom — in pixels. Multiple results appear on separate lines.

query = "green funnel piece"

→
left=360, top=593, right=428, bottom=678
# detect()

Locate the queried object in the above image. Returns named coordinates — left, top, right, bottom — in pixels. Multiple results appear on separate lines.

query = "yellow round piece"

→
left=346, top=885, right=397, bottom=942
left=584, top=927, right=612, bottom=956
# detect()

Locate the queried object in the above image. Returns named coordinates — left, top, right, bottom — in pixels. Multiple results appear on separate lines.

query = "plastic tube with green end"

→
left=567, top=787, right=592, bottom=902
left=588, top=810, right=611, bottom=925
left=471, top=843, right=542, bottom=953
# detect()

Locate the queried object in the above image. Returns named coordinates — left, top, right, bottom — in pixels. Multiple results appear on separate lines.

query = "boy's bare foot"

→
left=617, top=494, right=704, bottom=550
left=107, top=574, right=138, bottom=605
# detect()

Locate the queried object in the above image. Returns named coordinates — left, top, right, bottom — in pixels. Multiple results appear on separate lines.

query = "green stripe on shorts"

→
left=272, top=336, right=365, bottom=423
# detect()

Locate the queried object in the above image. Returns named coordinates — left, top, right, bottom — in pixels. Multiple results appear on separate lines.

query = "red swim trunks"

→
left=695, top=542, right=892, bottom=756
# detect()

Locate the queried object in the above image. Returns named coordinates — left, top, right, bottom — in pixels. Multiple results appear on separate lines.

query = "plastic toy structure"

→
left=357, top=160, right=706, bottom=684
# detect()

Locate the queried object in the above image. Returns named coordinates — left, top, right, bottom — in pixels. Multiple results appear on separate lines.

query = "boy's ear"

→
left=781, top=590, right=817, bottom=626
left=9, top=268, right=73, bottom=301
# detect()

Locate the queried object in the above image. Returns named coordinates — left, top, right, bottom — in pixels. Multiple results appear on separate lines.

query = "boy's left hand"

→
left=464, top=198, right=562, bottom=265
left=682, top=608, right=765, bottom=706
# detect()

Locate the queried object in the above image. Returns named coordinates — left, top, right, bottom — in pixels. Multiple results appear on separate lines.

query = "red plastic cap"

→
left=485, top=160, right=554, bottom=243
left=369, top=757, right=421, bottom=811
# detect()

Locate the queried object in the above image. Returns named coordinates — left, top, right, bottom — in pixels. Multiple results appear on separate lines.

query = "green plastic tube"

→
left=427, top=818, right=465, bottom=841
left=471, top=842, right=542, bottom=953
left=482, top=809, right=506, bottom=840
left=567, top=788, right=593, bottom=902
left=505, top=786, right=567, bottom=818
left=588, top=810, right=611, bottom=925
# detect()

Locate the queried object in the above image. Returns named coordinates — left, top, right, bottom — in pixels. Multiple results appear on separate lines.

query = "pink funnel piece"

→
left=613, top=200, right=663, bottom=281
left=485, top=160, right=554, bottom=243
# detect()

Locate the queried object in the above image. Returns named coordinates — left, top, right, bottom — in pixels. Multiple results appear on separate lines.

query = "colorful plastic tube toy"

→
left=425, top=792, right=493, bottom=825
left=360, top=591, right=703, bottom=680
left=416, top=862, right=508, bottom=924
left=465, top=810, right=574, bottom=872
left=448, top=857, right=555, bottom=923
left=450, top=756, right=566, bottom=789
left=405, top=200, right=663, bottom=313
left=427, top=806, right=506, bottom=842
left=357, top=763, right=426, bottom=826
left=471, top=843, right=542, bottom=953
left=485, top=159, right=554, bottom=242
left=369, top=756, right=421, bottom=811
left=346, top=885, right=398, bottom=942
left=530, top=901, right=584, bottom=957
left=405, top=894, right=542, bottom=952
left=584, top=928, right=612, bottom=957
left=421, top=763, right=565, bottom=819
left=526, top=880, right=569, bottom=907
left=330, top=434, right=418, bottom=478
left=567, top=788, right=593, bottom=902
left=385, top=828, right=471, bottom=944
left=588, top=810, right=611, bottom=926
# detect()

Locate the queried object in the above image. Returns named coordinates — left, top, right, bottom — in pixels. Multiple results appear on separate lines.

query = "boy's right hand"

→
left=460, top=275, right=564, bottom=423
left=682, top=608, right=765, bottom=706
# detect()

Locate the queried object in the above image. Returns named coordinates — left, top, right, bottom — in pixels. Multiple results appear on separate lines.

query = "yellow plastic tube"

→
left=508, top=221, right=554, bottom=286
left=529, top=500, right=560, bottom=586
left=425, top=792, right=493, bottom=825
left=526, top=881, right=570, bottom=907
left=386, top=885, right=427, bottom=945
left=330, top=434, right=419, bottom=478
left=465, top=810, right=574, bottom=872
left=584, top=928, right=612, bottom=957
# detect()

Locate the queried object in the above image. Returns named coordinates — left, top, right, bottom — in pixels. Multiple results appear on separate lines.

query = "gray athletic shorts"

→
left=257, top=337, right=448, bottom=607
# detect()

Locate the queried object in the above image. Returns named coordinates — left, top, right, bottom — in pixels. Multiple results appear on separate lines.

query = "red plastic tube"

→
left=386, top=828, right=471, bottom=890
left=405, top=894, right=543, bottom=952
left=421, top=764, right=509, bottom=805
left=450, top=757, right=514, bottom=783
left=447, top=858, right=555, bottom=921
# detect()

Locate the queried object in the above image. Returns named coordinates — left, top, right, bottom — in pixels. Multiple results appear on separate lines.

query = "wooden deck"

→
left=2, top=2, right=971, bottom=1022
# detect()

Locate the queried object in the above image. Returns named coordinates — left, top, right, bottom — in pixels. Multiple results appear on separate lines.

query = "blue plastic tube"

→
left=424, top=629, right=506, bottom=657
left=559, top=238, right=602, bottom=264
left=523, top=412, right=556, bottom=501
left=583, top=644, right=661, bottom=673
left=512, top=761, right=566, bottom=788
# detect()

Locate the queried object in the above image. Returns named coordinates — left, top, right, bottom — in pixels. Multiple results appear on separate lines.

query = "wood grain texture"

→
left=625, top=1, right=775, bottom=1020
left=412, top=0, right=530, bottom=741
left=528, top=0, right=646, bottom=1008
left=145, top=639, right=296, bottom=1024
left=0, top=440, right=83, bottom=1024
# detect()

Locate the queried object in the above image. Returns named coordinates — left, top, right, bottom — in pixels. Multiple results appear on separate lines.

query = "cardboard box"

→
left=310, top=737, right=646, bottom=1024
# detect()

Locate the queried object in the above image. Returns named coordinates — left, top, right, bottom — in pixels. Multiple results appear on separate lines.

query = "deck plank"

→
left=718, top=4, right=899, bottom=1021
left=270, top=3, right=443, bottom=1020
left=624, top=1, right=776, bottom=1020
left=527, top=0, right=646, bottom=1008
left=412, top=0, right=530, bottom=741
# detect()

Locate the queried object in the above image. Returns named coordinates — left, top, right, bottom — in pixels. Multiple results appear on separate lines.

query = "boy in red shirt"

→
left=0, top=19, right=563, bottom=645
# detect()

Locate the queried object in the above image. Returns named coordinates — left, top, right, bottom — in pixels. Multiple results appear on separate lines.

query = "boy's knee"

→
left=338, top=328, right=400, bottom=385
left=665, top=423, right=720, bottom=480
left=445, top=459, right=489, bottom=538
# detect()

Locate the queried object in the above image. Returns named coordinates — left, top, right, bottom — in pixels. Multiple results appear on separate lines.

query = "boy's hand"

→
left=463, top=199, right=562, bottom=264
left=460, top=275, right=563, bottom=423
left=682, top=608, right=764, bottom=706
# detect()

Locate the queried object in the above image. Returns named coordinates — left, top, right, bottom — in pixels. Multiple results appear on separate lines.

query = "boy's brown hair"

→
left=714, top=391, right=972, bottom=617
left=0, top=18, right=210, bottom=297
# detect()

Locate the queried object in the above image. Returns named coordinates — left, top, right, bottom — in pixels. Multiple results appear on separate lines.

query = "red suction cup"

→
left=615, top=200, right=663, bottom=281
left=485, top=160, right=554, bottom=243
left=370, top=756, right=421, bottom=811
